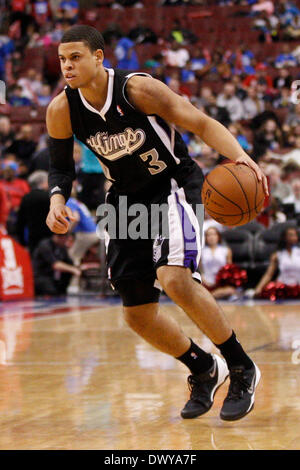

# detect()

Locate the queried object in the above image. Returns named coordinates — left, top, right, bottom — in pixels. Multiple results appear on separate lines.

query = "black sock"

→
left=215, top=331, right=253, bottom=370
left=176, top=339, right=214, bottom=375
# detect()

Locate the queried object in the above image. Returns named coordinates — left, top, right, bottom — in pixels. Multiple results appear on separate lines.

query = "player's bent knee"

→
left=157, top=266, right=192, bottom=298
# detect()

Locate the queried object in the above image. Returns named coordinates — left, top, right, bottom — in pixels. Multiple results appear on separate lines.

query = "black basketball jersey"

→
left=65, top=68, right=200, bottom=197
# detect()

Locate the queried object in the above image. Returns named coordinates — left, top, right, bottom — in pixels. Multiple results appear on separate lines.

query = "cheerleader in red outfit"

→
left=200, top=227, right=238, bottom=299
left=254, top=227, right=300, bottom=300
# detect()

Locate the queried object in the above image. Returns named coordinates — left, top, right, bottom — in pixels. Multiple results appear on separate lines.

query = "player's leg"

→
left=153, top=175, right=260, bottom=421
left=157, top=265, right=261, bottom=421
left=116, top=277, right=229, bottom=419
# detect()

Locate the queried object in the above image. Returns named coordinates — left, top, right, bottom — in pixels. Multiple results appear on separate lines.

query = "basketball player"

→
left=46, top=25, right=268, bottom=421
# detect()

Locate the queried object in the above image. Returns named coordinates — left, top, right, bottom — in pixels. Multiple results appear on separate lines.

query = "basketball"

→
left=201, top=163, right=265, bottom=227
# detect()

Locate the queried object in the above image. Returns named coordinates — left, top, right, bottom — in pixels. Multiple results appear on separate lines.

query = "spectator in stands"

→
left=163, top=39, right=190, bottom=68
left=273, top=87, right=291, bottom=109
left=204, top=50, right=232, bottom=82
left=66, top=182, right=98, bottom=293
left=8, top=85, right=32, bottom=106
left=274, top=44, right=297, bottom=69
left=28, top=136, right=50, bottom=173
left=243, top=62, right=273, bottom=89
left=199, top=227, right=238, bottom=300
left=180, top=61, right=196, bottom=83
left=0, top=31, right=15, bottom=81
left=67, top=182, right=98, bottom=266
left=243, top=85, right=265, bottom=120
left=31, top=0, right=52, bottom=27
left=0, top=159, right=30, bottom=234
left=190, top=47, right=208, bottom=72
left=17, top=68, right=43, bottom=102
left=285, top=102, right=300, bottom=128
left=254, top=226, right=300, bottom=298
left=56, top=0, right=79, bottom=24
left=16, top=170, right=52, bottom=253
left=273, top=67, right=293, bottom=90
left=75, top=140, right=106, bottom=211
left=128, top=21, right=158, bottom=45
left=252, top=118, right=285, bottom=159
left=204, top=93, right=231, bottom=128
left=228, top=123, right=252, bottom=153
left=265, top=163, right=291, bottom=202
left=231, top=75, right=248, bottom=101
left=277, top=0, right=300, bottom=28
left=0, top=159, right=30, bottom=210
left=169, top=18, right=197, bottom=45
left=8, top=124, right=37, bottom=167
left=251, top=0, right=275, bottom=16
left=33, top=233, right=80, bottom=296
left=216, top=83, right=244, bottom=122
left=37, top=83, right=52, bottom=106
left=0, top=116, right=15, bottom=156
left=280, top=136, right=300, bottom=173
left=284, top=13, right=300, bottom=39
left=283, top=178, right=300, bottom=214
left=252, top=9, right=279, bottom=43
left=113, top=36, right=139, bottom=70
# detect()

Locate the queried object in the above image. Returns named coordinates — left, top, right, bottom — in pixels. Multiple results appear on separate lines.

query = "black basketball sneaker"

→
left=220, top=363, right=261, bottom=421
left=181, top=354, right=229, bottom=419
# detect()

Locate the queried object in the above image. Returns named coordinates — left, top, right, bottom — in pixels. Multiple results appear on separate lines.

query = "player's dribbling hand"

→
left=235, top=156, right=269, bottom=197
left=46, top=203, right=76, bottom=234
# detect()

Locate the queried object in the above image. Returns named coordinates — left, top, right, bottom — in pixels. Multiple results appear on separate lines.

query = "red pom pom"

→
left=216, top=264, right=248, bottom=288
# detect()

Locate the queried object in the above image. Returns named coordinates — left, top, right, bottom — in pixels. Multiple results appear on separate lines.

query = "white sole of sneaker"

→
left=210, top=354, right=229, bottom=402
left=220, top=363, right=261, bottom=421
left=245, top=363, right=261, bottom=414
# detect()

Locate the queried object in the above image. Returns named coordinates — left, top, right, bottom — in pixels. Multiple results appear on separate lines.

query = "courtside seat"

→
left=241, top=220, right=265, bottom=235
left=222, top=228, right=254, bottom=270
left=253, top=221, right=297, bottom=270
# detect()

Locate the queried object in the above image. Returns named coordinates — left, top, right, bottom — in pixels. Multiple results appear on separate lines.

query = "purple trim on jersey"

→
left=175, top=193, right=198, bottom=272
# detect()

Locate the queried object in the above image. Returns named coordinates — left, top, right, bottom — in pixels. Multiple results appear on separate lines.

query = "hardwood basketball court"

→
left=0, top=296, right=299, bottom=450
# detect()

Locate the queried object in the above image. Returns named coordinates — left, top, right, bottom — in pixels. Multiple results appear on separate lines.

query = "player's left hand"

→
left=235, top=156, right=269, bottom=197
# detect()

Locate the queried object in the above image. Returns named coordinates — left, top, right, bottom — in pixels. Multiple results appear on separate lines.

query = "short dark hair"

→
left=61, top=25, right=105, bottom=52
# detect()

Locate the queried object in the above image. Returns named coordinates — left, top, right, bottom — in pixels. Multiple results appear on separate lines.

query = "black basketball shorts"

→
left=104, top=170, right=204, bottom=296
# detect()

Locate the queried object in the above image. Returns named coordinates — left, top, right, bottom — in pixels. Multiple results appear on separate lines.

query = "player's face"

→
left=58, top=42, right=103, bottom=88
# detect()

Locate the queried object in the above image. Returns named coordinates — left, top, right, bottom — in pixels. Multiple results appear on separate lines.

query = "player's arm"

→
left=46, top=91, right=77, bottom=234
left=254, top=252, right=278, bottom=296
left=126, top=76, right=269, bottom=195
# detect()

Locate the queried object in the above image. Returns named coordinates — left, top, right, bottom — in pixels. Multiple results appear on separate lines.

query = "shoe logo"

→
left=247, top=372, right=256, bottom=394
left=209, top=360, right=217, bottom=378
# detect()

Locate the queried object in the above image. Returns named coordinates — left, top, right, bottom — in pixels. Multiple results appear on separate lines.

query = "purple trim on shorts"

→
left=175, top=192, right=198, bottom=272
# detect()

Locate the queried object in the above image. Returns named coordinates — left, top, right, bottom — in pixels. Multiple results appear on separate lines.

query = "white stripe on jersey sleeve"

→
left=147, top=116, right=180, bottom=165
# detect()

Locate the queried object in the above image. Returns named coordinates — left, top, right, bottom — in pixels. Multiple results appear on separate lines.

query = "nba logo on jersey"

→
left=117, top=105, right=124, bottom=116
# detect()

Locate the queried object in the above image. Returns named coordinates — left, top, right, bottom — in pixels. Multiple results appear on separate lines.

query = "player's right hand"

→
left=46, top=204, right=76, bottom=234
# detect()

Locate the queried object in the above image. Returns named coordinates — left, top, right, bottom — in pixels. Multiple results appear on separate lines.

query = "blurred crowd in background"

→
left=1, top=0, right=300, bottom=300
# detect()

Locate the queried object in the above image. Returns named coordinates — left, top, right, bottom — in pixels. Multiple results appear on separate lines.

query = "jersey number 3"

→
left=139, top=148, right=167, bottom=175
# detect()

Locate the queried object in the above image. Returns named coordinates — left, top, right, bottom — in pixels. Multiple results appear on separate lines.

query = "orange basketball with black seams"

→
left=201, top=163, right=265, bottom=227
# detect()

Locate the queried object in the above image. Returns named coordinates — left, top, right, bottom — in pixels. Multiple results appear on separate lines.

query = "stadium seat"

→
left=241, top=220, right=265, bottom=235
left=253, top=221, right=297, bottom=272
left=222, top=228, right=254, bottom=270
